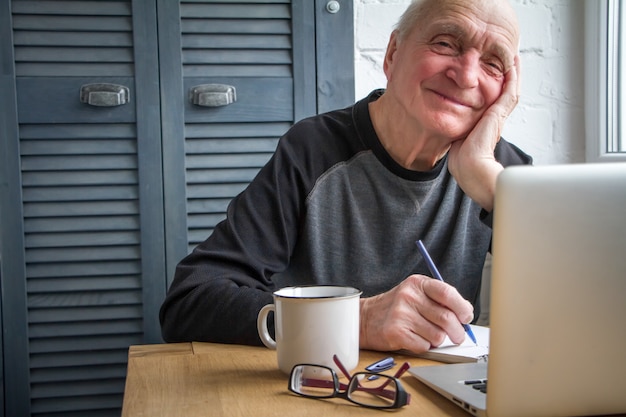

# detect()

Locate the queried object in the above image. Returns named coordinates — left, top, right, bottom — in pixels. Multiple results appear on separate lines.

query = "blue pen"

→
left=365, top=356, right=396, bottom=380
left=415, top=240, right=478, bottom=345
left=365, top=356, right=395, bottom=372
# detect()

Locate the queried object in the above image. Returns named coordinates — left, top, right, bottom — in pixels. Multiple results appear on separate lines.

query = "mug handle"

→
left=257, top=304, right=276, bottom=349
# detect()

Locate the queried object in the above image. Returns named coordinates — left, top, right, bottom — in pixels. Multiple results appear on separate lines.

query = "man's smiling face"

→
left=383, top=0, right=519, bottom=141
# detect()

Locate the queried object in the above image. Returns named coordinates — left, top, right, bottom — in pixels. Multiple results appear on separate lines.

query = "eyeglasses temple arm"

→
left=393, top=362, right=411, bottom=378
left=301, top=378, right=336, bottom=389
left=332, top=354, right=353, bottom=380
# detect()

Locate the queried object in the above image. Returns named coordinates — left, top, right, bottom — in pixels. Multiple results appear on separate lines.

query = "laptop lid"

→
left=487, top=162, right=626, bottom=417
left=409, top=163, right=626, bottom=417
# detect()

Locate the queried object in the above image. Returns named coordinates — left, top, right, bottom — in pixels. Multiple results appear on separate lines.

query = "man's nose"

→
left=446, top=51, right=480, bottom=88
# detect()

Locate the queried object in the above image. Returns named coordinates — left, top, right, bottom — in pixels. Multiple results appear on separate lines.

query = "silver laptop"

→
left=409, top=163, right=626, bottom=417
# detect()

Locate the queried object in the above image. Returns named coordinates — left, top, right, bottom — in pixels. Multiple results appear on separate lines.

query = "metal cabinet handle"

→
left=189, top=84, right=236, bottom=107
left=80, top=83, right=130, bottom=107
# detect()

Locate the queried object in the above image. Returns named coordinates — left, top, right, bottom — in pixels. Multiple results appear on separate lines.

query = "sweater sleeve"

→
left=479, top=138, right=533, bottom=228
left=159, top=129, right=310, bottom=345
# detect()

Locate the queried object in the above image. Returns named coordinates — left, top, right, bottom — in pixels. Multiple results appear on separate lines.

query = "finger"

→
left=513, top=54, right=521, bottom=94
left=418, top=301, right=468, bottom=345
left=491, top=54, right=520, bottom=119
left=421, top=279, right=474, bottom=324
left=405, top=278, right=471, bottom=345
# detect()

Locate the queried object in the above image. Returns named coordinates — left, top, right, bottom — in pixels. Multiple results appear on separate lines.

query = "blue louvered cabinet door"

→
left=5, top=0, right=163, bottom=416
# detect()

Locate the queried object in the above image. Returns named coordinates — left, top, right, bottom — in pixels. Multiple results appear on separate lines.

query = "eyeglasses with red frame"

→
left=288, top=354, right=411, bottom=409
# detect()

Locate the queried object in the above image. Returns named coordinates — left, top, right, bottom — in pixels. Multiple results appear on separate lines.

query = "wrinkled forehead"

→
left=414, top=0, right=519, bottom=59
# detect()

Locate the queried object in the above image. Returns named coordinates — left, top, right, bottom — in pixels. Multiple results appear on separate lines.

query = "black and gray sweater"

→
left=159, top=89, right=532, bottom=345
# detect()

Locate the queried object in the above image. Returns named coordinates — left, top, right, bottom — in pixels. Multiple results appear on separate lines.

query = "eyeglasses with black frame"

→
left=288, top=355, right=411, bottom=409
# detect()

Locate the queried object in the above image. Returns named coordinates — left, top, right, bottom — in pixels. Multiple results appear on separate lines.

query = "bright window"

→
left=585, top=0, right=626, bottom=161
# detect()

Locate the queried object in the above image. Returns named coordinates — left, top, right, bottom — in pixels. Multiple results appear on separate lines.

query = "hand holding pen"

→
left=415, top=240, right=478, bottom=345
left=358, top=243, right=476, bottom=353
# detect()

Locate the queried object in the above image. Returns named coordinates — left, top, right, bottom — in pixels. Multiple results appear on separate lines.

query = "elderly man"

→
left=159, top=0, right=531, bottom=354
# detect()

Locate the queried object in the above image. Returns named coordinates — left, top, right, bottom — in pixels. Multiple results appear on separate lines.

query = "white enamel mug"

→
left=257, top=285, right=362, bottom=375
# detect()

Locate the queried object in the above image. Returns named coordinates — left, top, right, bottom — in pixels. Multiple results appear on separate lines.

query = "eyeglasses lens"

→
left=290, top=365, right=335, bottom=398
left=348, top=373, right=398, bottom=407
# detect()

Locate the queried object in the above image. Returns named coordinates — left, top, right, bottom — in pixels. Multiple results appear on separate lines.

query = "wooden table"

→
left=121, top=342, right=471, bottom=417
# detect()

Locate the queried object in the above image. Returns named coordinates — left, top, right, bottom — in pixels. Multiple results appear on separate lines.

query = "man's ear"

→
left=383, top=31, right=400, bottom=81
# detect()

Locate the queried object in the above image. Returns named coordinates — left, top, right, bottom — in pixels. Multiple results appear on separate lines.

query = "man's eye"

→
left=431, top=39, right=457, bottom=54
left=484, top=61, right=504, bottom=76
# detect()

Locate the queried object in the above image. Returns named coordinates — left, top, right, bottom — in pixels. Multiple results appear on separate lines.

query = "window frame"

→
left=585, top=0, right=626, bottom=162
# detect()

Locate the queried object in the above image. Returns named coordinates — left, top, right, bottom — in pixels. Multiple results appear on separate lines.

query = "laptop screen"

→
left=488, top=163, right=626, bottom=417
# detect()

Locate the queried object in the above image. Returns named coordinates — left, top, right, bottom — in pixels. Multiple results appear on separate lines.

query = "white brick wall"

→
left=353, top=0, right=586, bottom=165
